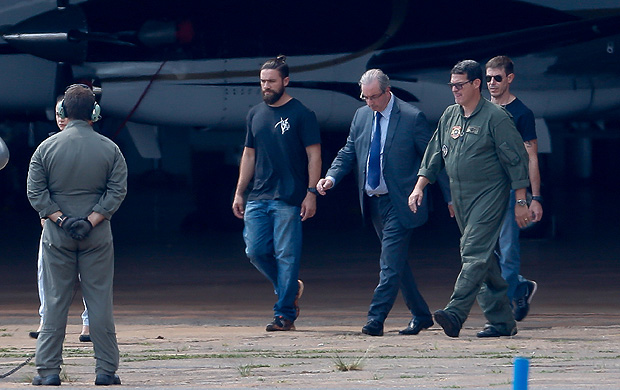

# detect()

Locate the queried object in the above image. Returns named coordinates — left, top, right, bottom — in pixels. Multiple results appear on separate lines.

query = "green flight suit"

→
left=419, top=98, right=529, bottom=334
left=27, top=120, right=127, bottom=377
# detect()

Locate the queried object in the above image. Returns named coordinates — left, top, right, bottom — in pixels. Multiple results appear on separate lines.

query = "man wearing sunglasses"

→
left=486, top=56, right=542, bottom=322
left=409, top=60, right=529, bottom=338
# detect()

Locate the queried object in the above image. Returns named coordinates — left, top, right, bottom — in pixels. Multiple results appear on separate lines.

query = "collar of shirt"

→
left=365, top=93, right=394, bottom=196
left=378, top=92, right=394, bottom=121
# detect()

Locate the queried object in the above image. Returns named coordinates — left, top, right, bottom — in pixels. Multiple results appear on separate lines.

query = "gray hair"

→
left=359, top=69, right=390, bottom=92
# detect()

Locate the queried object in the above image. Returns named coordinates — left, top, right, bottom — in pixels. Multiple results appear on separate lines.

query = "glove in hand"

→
left=62, top=217, right=93, bottom=240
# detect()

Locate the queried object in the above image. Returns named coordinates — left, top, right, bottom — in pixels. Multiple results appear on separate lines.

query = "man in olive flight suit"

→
left=409, top=60, right=530, bottom=338
left=27, top=84, right=127, bottom=386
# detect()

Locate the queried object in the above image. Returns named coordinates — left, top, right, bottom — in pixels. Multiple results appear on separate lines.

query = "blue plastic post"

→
left=513, top=357, right=529, bottom=390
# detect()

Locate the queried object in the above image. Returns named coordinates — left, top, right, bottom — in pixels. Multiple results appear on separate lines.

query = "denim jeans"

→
left=498, top=190, right=528, bottom=301
left=243, top=200, right=302, bottom=321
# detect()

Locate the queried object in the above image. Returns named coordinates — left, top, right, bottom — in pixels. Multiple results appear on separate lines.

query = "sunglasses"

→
left=485, top=75, right=503, bottom=83
left=447, top=80, right=472, bottom=91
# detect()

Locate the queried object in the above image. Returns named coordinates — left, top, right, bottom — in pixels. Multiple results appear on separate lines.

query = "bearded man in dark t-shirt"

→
left=232, top=55, right=321, bottom=331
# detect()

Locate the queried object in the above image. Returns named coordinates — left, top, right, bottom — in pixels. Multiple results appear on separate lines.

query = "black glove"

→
left=62, top=217, right=93, bottom=240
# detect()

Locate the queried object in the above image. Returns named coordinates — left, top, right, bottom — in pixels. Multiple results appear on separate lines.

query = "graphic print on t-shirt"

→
left=275, top=117, right=290, bottom=134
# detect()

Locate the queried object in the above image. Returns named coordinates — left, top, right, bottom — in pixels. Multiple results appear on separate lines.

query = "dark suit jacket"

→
left=326, top=96, right=448, bottom=229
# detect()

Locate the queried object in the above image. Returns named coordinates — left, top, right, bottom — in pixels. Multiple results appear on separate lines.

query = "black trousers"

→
left=366, top=194, right=432, bottom=324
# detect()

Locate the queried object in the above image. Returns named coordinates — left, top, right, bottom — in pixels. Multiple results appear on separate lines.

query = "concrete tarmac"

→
left=1, top=182, right=619, bottom=389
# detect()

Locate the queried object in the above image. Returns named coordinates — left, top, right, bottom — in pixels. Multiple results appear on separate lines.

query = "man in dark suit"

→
left=317, top=69, right=452, bottom=336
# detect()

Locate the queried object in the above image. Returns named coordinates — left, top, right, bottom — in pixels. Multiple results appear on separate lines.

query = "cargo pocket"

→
left=498, top=142, right=521, bottom=166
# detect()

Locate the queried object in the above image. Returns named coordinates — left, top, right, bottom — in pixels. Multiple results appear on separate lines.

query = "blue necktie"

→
left=368, top=112, right=382, bottom=189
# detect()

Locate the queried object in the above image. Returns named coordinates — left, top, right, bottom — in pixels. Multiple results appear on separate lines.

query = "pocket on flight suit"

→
left=497, top=142, right=522, bottom=166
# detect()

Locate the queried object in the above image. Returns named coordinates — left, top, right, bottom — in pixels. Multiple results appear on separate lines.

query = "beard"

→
left=262, top=87, right=284, bottom=105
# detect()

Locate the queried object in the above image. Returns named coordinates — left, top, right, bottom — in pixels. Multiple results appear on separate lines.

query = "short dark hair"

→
left=486, top=55, right=514, bottom=75
left=451, top=60, right=483, bottom=91
left=63, top=84, right=95, bottom=121
left=260, top=55, right=289, bottom=78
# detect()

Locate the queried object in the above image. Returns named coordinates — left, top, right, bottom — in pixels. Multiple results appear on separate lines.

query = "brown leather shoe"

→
left=266, top=316, right=295, bottom=331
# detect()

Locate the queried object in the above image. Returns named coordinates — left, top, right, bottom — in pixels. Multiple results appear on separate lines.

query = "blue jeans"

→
left=498, top=190, right=528, bottom=301
left=243, top=200, right=302, bottom=321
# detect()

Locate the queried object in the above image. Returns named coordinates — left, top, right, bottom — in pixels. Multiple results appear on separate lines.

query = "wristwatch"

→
left=531, top=195, right=543, bottom=203
left=55, top=214, right=67, bottom=226
left=307, top=187, right=319, bottom=195
left=516, top=199, right=527, bottom=207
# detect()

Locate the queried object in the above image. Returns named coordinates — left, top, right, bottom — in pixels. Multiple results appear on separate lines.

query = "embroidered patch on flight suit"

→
left=465, top=126, right=480, bottom=134
left=450, top=126, right=462, bottom=139
left=442, top=144, right=448, bottom=157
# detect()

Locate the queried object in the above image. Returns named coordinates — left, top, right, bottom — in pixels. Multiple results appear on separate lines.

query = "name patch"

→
left=466, top=126, right=480, bottom=135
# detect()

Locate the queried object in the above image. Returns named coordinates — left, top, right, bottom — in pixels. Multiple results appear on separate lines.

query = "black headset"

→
left=56, top=84, right=101, bottom=122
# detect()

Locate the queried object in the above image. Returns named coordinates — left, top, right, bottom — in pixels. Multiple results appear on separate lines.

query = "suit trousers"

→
left=36, top=220, right=119, bottom=377
left=366, top=194, right=432, bottom=324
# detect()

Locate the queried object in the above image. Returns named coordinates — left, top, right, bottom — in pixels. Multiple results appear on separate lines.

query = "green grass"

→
left=237, top=363, right=270, bottom=377
left=332, top=349, right=369, bottom=372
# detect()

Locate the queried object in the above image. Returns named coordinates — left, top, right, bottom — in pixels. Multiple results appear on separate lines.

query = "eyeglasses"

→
left=447, top=80, right=473, bottom=91
left=485, top=75, right=503, bottom=83
left=360, top=91, right=385, bottom=101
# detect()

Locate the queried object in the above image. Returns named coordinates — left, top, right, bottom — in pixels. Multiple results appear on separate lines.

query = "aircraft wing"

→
left=368, top=13, right=620, bottom=78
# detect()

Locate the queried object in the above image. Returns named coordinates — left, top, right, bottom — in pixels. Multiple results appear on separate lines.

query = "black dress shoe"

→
left=477, top=325, right=518, bottom=338
left=361, top=319, right=384, bottom=336
left=79, top=334, right=91, bottom=342
left=29, top=331, right=40, bottom=339
left=95, top=373, right=121, bottom=386
left=399, top=318, right=434, bottom=335
left=433, top=309, right=461, bottom=338
left=32, top=374, right=61, bottom=386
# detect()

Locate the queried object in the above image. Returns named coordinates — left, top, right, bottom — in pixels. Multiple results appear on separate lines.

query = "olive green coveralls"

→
left=418, top=98, right=529, bottom=334
left=27, top=120, right=127, bottom=377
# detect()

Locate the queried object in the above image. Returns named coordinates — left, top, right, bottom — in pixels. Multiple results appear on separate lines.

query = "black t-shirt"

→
left=245, top=98, right=321, bottom=206
left=505, top=97, right=536, bottom=142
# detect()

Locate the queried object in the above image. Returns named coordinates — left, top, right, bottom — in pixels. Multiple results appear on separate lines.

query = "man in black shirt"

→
left=485, top=55, right=543, bottom=321
left=232, top=55, right=321, bottom=331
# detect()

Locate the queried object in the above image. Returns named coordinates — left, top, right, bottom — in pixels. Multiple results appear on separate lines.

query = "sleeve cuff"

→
left=511, top=180, right=530, bottom=190
left=92, top=205, right=112, bottom=220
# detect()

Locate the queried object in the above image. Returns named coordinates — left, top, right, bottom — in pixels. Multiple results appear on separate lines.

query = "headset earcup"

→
left=92, top=102, right=101, bottom=122
left=56, top=100, right=66, bottom=119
